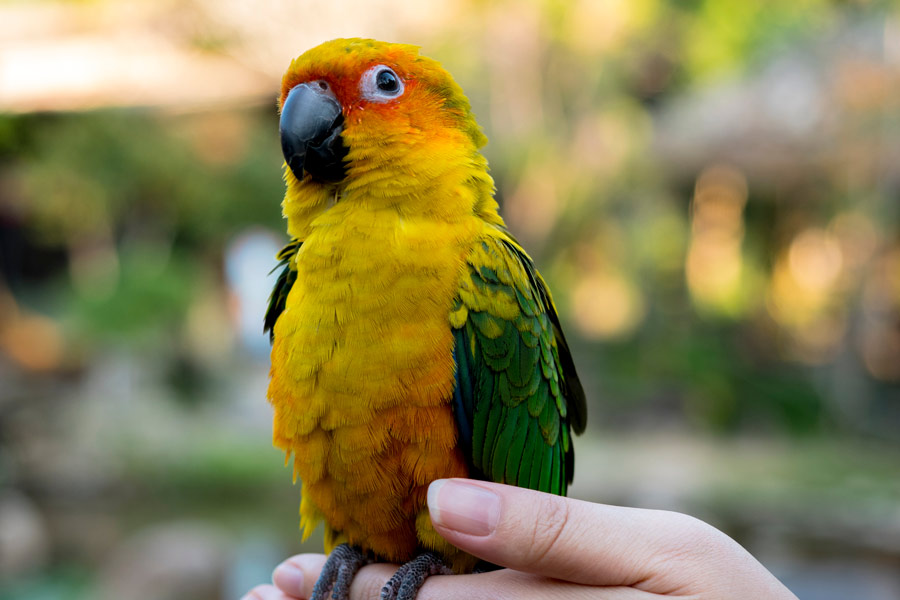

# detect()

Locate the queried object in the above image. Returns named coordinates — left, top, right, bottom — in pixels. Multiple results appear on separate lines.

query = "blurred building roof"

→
left=0, top=0, right=453, bottom=112
left=0, top=2, right=274, bottom=112
left=653, top=17, right=900, bottom=180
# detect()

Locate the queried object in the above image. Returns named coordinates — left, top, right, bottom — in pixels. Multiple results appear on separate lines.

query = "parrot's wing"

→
left=450, top=231, right=586, bottom=496
left=265, top=238, right=302, bottom=341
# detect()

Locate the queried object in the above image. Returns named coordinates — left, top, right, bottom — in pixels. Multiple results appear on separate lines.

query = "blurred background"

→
left=1, top=0, right=899, bottom=598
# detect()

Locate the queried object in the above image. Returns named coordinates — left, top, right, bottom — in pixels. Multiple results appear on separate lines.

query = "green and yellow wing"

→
left=451, top=232, right=587, bottom=496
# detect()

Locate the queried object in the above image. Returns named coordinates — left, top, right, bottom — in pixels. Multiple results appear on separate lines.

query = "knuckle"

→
left=353, top=567, right=392, bottom=600
left=361, top=576, right=388, bottom=600
left=524, top=495, right=571, bottom=565
left=653, top=511, right=733, bottom=565
left=242, top=585, right=268, bottom=600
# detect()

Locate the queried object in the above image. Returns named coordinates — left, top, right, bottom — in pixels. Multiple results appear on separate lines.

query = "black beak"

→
left=279, top=83, right=348, bottom=183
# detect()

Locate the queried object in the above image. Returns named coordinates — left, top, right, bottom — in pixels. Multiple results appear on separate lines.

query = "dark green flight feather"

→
left=265, top=238, right=301, bottom=341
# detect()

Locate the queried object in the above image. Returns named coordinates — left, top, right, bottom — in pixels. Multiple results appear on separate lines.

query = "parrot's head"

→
left=277, top=38, right=496, bottom=233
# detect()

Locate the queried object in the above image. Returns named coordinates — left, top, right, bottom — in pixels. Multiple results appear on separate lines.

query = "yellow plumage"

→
left=267, top=38, right=500, bottom=570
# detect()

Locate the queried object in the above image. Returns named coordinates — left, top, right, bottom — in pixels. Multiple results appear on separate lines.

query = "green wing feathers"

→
left=265, top=238, right=301, bottom=341
left=451, top=233, right=586, bottom=496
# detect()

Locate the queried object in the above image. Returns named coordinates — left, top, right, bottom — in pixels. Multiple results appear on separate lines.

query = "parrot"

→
left=265, top=38, right=587, bottom=600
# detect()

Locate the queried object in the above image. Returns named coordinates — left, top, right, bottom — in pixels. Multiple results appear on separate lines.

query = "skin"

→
left=242, top=479, right=799, bottom=600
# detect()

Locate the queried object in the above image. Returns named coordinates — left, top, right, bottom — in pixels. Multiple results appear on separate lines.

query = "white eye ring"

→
left=359, top=65, right=404, bottom=102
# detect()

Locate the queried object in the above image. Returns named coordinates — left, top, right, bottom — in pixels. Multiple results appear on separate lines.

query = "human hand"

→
left=243, top=478, right=798, bottom=599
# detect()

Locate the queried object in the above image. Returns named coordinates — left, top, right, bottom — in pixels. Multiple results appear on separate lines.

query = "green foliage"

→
left=3, top=108, right=285, bottom=344
left=10, top=109, right=283, bottom=246
left=0, top=566, right=92, bottom=600
left=66, top=246, right=198, bottom=339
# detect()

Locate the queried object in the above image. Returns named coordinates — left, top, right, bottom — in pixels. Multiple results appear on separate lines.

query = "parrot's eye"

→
left=360, top=65, right=404, bottom=102
left=376, top=70, right=398, bottom=92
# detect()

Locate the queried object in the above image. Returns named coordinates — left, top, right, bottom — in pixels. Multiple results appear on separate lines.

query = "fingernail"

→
left=272, top=560, right=304, bottom=594
left=428, top=479, right=500, bottom=536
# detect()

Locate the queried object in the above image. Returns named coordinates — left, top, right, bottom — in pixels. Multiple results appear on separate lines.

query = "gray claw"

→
left=380, top=552, right=452, bottom=600
left=310, top=544, right=369, bottom=600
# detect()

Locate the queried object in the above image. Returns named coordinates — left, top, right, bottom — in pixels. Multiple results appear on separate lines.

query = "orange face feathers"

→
left=279, top=39, right=420, bottom=109
left=279, top=38, right=487, bottom=157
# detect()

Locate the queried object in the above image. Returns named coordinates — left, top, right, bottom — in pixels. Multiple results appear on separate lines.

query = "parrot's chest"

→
left=267, top=207, right=475, bottom=559
left=279, top=209, right=466, bottom=421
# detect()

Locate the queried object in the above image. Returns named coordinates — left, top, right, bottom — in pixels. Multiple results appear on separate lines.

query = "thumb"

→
left=426, top=478, right=724, bottom=587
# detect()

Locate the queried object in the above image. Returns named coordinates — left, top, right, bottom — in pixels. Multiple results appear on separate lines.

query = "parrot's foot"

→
left=311, top=544, right=369, bottom=600
left=380, top=552, right=452, bottom=600
left=473, top=560, right=501, bottom=574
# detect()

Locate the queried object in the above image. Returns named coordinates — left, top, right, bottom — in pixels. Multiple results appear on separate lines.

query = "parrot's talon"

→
left=380, top=552, right=452, bottom=600
left=310, top=544, right=368, bottom=600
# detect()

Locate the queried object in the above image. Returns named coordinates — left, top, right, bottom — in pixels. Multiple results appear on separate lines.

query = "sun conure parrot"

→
left=265, top=38, right=587, bottom=600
